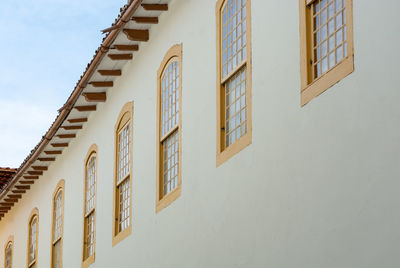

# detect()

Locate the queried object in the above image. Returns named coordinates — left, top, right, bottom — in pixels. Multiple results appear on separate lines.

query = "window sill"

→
left=216, top=131, right=252, bottom=167
left=112, top=225, right=132, bottom=247
left=81, top=254, right=95, bottom=268
left=301, top=55, right=354, bottom=106
left=156, top=185, right=181, bottom=213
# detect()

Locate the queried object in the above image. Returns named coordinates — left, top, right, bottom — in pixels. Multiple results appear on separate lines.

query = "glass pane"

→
left=53, top=190, right=63, bottom=242
left=221, top=0, right=247, bottom=79
left=86, top=156, right=96, bottom=213
left=52, top=240, right=61, bottom=268
left=118, top=178, right=130, bottom=232
left=336, top=45, right=343, bottom=62
left=328, top=35, right=335, bottom=52
left=328, top=19, right=334, bottom=35
left=224, top=67, right=247, bottom=147
left=336, top=28, right=343, bottom=46
left=328, top=3, right=334, bottom=19
left=117, top=123, right=130, bottom=182
left=336, top=12, right=342, bottom=28
left=162, top=130, right=179, bottom=196
left=161, top=61, right=180, bottom=136
left=321, top=24, right=327, bottom=41
left=84, top=212, right=95, bottom=259
left=29, top=218, right=37, bottom=264
left=5, top=243, right=12, bottom=268
left=321, top=8, right=327, bottom=24
left=321, top=40, right=327, bottom=57
left=321, top=57, right=328, bottom=73
left=335, top=0, right=342, bottom=12
left=329, top=51, right=335, bottom=68
left=312, top=0, right=348, bottom=79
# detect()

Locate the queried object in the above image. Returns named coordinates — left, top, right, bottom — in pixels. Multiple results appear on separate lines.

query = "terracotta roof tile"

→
left=0, top=167, right=17, bottom=191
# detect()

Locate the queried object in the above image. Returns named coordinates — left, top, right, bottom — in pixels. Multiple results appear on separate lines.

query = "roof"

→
left=0, top=0, right=170, bottom=220
left=0, top=168, right=17, bottom=192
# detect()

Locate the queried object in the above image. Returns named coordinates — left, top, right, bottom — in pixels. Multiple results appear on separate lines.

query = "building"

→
left=1, top=0, right=400, bottom=267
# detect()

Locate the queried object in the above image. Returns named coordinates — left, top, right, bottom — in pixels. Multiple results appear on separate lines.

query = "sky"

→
left=0, top=0, right=127, bottom=168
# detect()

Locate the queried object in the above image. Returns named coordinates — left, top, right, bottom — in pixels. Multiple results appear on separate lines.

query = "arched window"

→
left=27, top=208, right=39, bottom=268
left=4, top=236, right=13, bottom=268
left=51, top=180, right=64, bottom=268
left=82, top=144, right=97, bottom=267
left=112, top=103, right=133, bottom=246
left=156, top=44, right=182, bottom=212
left=216, top=0, right=252, bottom=165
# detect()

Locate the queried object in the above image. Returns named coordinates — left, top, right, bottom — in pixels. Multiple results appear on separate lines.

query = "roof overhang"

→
left=0, top=0, right=171, bottom=221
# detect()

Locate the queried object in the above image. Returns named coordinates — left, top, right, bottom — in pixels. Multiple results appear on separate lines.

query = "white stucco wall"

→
left=1, top=0, right=400, bottom=267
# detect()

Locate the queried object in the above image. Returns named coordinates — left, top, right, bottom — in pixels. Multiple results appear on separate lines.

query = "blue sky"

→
left=0, top=0, right=127, bottom=167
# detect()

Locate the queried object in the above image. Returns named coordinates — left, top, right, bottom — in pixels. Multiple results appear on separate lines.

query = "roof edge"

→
left=0, top=0, right=143, bottom=200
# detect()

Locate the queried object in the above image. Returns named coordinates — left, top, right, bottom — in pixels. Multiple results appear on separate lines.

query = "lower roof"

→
left=0, top=168, right=17, bottom=191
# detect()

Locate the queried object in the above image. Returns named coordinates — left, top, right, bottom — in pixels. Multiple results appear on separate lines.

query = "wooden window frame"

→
left=51, top=180, right=65, bottom=268
left=82, top=144, right=97, bottom=267
left=156, top=44, right=183, bottom=213
left=4, top=235, right=13, bottom=268
left=216, top=0, right=252, bottom=167
left=27, top=208, right=39, bottom=268
left=299, top=0, right=354, bottom=105
left=112, top=102, right=133, bottom=246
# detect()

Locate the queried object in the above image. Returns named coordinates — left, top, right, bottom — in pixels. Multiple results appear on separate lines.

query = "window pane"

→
left=117, top=124, right=130, bottom=182
left=84, top=212, right=95, bottom=259
left=53, top=190, right=63, bottom=242
left=312, top=0, right=347, bottom=79
left=86, top=157, right=96, bottom=213
left=5, top=243, right=12, bottom=268
left=29, top=218, right=37, bottom=264
left=161, top=61, right=179, bottom=137
left=162, top=130, right=179, bottom=196
left=222, top=0, right=246, bottom=79
left=52, top=240, right=61, bottom=268
left=224, top=67, right=247, bottom=147
left=118, top=178, right=130, bottom=232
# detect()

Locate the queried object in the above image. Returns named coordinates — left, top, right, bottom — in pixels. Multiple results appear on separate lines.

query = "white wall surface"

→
left=1, top=0, right=400, bottom=267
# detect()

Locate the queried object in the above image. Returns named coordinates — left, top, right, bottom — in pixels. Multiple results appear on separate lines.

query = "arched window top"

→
left=157, top=44, right=182, bottom=80
left=160, top=56, right=179, bottom=79
left=52, top=180, right=65, bottom=200
left=84, top=144, right=98, bottom=167
left=115, top=102, right=133, bottom=132
left=28, top=207, right=39, bottom=227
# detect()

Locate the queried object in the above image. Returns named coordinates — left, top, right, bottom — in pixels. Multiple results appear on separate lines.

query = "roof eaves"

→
left=0, top=0, right=143, bottom=200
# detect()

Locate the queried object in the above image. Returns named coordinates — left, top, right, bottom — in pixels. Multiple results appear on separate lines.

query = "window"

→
left=112, top=103, right=133, bottom=246
left=4, top=236, right=13, bottom=268
left=51, top=180, right=64, bottom=268
left=27, top=208, right=39, bottom=268
left=216, top=0, right=252, bottom=166
left=82, top=145, right=97, bottom=267
left=299, top=0, right=354, bottom=105
left=156, top=44, right=182, bottom=213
